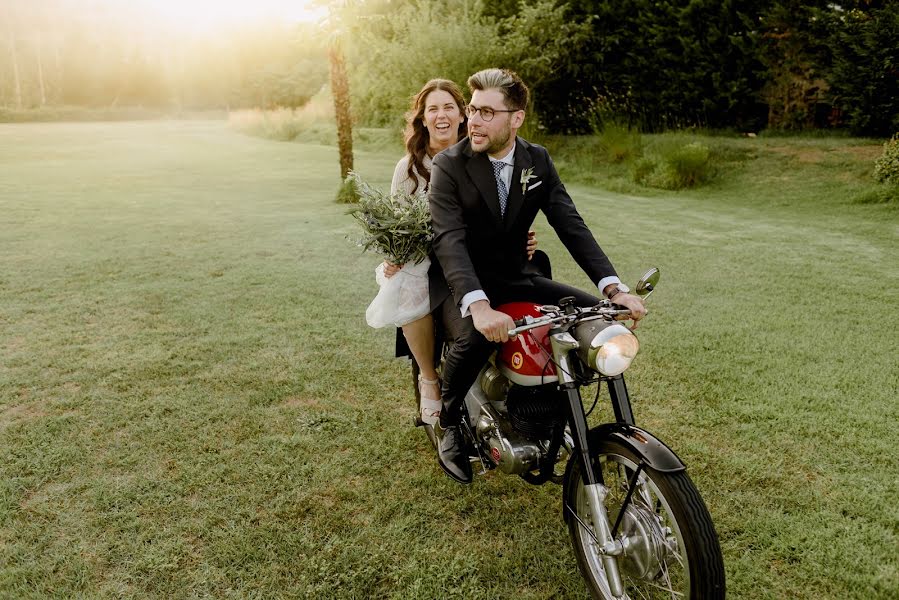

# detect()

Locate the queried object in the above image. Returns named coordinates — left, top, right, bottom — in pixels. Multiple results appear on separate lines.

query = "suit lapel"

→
left=464, top=145, right=503, bottom=226
left=502, top=137, right=533, bottom=230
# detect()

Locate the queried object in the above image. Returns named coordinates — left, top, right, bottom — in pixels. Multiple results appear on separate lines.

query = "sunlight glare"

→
left=139, top=0, right=327, bottom=31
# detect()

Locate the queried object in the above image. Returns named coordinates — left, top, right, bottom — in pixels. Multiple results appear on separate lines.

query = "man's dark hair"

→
left=467, top=68, right=529, bottom=111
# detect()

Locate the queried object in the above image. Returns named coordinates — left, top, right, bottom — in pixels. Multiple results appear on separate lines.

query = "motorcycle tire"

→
left=563, top=439, right=725, bottom=599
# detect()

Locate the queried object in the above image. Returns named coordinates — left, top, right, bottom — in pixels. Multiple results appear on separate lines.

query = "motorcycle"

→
left=413, top=268, right=725, bottom=599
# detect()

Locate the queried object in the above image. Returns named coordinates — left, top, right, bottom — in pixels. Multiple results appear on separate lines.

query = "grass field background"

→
left=1, top=121, right=897, bottom=598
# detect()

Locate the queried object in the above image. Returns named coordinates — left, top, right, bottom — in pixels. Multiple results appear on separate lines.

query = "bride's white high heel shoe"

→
left=418, top=375, right=442, bottom=427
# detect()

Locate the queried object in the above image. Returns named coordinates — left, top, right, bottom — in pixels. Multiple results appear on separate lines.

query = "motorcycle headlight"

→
left=574, top=321, right=639, bottom=376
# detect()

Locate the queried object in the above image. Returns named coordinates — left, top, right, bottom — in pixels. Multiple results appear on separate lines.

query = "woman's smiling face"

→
left=423, top=89, right=463, bottom=153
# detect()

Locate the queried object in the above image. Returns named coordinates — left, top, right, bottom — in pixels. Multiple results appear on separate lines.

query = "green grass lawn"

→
left=1, top=121, right=897, bottom=599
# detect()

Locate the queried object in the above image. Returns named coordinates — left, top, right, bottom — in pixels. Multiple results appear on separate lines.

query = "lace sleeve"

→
left=391, top=154, right=428, bottom=197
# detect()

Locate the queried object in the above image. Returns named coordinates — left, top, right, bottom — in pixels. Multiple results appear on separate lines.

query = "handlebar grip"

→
left=609, top=304, right=633, bottom=320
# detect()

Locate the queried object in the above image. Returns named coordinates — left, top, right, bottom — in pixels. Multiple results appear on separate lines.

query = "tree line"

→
left=2, top=0, right=896, bottom=136
left=0, top=0, right=327, bottom=112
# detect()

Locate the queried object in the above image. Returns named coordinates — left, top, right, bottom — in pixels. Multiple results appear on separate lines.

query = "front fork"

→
left=552, top=332, right=627, bottom=598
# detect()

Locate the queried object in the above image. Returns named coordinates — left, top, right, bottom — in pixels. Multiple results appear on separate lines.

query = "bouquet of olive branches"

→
left=347, top=173, right=433, bottom=265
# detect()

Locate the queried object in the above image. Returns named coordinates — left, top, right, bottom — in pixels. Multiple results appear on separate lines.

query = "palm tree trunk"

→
left=328, top=41, right=353, bottom=179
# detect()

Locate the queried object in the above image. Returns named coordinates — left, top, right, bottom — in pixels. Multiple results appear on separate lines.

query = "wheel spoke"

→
left=633, top=577, right=686, bottom=598
left=631, top=584, right=651, bottom=600
left=569, top=447, right=720, bottom=600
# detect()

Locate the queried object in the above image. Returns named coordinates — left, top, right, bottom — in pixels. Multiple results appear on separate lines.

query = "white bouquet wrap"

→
left=347, top=172, right=434, bottom=329
left=365, top=257, right=431, bottom=328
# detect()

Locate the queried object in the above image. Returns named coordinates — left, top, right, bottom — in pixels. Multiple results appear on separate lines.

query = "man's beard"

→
left=470, top=121, right=512, bottom=154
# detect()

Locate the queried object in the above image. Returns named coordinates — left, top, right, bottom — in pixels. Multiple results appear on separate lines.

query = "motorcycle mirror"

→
left=635, top=267, right=660, bottom=298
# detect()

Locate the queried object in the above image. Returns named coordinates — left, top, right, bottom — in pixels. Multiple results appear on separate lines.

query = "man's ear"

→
left=512, top=110, right=525, bottom=130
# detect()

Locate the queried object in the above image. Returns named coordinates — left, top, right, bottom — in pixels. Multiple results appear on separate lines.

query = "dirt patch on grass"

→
left=0, top=401, right=48, bottom=430
left=842, top=145, right=882, bottom=161
left=768, top=146, right=828, bottom=164
left=279, top=395, right=320, bottom=408
left=4, top=335, right=26, bottom=351
left=767, top=143, right=882, bottom=166
left=795, top=149, right=828, bottom=163
left=19, top=481, right=73, bottom=510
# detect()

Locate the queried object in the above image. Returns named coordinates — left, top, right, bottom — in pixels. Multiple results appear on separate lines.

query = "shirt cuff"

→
left=460, top=290, right=489, bottom=318
left=597, top=276, right=621, bottom=298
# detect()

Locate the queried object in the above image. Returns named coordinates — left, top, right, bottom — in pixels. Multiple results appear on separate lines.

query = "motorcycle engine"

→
left=469, top=366, right=565, bottom=476
left=507, top=384, right=567, bottom=440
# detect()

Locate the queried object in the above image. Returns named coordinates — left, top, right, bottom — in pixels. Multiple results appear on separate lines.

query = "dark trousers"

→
left=437, top=277, right=599, bottom=427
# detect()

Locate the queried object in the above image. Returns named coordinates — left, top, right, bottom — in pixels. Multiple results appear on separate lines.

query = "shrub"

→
left=873, top=134, right=899, bottom=184
left=631, top=156, right=662, bottom=186
left=665, top=142, right=712, bottom=188
left=229, top=87, right=335, bottom=143
left=335, top=177, right=358, bottom=204
left=229, top=108, right=301, bottom=141
left=598, top=122, right=642, bottom=163
left=852, top=186, right=899, bottom=205
left=632, top=140, right=712, bottom=190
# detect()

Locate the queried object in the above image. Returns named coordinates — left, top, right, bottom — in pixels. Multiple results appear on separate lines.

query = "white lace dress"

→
left=365, top=155, right=433, bottom=328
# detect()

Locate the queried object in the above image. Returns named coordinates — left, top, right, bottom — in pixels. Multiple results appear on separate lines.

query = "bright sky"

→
left=135, top=0, right=328, bottom=31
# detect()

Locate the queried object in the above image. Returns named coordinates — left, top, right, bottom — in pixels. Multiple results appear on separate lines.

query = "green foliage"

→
left=596, top=122, right=642, bottom=163
left=873, top=134, right=899, bottom=184
left=826, top=4, right=899, bottom=137
left=228, top=88, right=337, bottom=143
left=631, top=156, right=660, bottom=187
left=852, top=185, right=899, bottom=204
left=757, top=1, right=832, bottom=131
left=346, top=0, right=500, bottom=126
left=496, top=1, right=591, bottom=92
left=633, top=139, right=712, bottom=190
left=335, top=176, right=359, bottom=204
left=539, top=0, right=766, bottom=133
left=346, top=0, right=590, bottom=128
left=666, top=142, right=712, bottom=188
left=346, top=173, right=434, bottom=263
left=229, top=108, right=307, bottom=141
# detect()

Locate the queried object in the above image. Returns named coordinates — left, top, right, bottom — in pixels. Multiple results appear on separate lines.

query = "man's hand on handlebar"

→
left=610, top=293, right=647, bottom=330
left=470, top=300, right=515, bottom=343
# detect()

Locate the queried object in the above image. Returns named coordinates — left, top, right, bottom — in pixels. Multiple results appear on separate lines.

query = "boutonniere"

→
left=520, top=167, right=536, bottom=194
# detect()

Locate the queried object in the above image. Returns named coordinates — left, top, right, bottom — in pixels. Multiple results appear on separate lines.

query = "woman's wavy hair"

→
left=403, top=79, right=467, bottom=194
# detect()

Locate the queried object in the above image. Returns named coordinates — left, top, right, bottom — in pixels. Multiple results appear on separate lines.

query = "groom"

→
left=427, top=68, right=646, bottom=483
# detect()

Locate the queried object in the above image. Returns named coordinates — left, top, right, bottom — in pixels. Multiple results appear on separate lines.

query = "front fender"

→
left=562, top=423, right=686, bottom=525
left=587, top=423, right=686, bottom=474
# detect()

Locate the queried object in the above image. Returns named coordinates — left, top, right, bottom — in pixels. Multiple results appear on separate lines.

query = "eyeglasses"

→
left=466, top=104, right=519, bottom=122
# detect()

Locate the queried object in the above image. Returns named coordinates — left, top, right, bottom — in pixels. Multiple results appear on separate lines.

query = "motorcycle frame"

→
left=546, top=321, right=684, bottom=478
left=549, top=326, right=630, bottom=593
left=545, top=317, right=689, bottom=594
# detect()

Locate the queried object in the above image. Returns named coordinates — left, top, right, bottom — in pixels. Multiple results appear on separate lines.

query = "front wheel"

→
left=564, top=440, right=724, bottom=599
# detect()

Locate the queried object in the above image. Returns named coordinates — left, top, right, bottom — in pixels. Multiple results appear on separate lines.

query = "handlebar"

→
left=507, top=304, right=633, bottom=338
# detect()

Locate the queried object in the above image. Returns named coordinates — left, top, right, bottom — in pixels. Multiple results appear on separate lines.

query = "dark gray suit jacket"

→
left=428, top=136, right=617, bottom=309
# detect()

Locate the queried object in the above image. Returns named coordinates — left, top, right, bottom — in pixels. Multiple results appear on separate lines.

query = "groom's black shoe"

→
left=435, top=423, right=473, bottom=484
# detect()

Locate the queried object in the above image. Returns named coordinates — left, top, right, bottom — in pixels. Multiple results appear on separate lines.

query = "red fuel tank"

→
left=495, top=302, right=557, bottom=386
